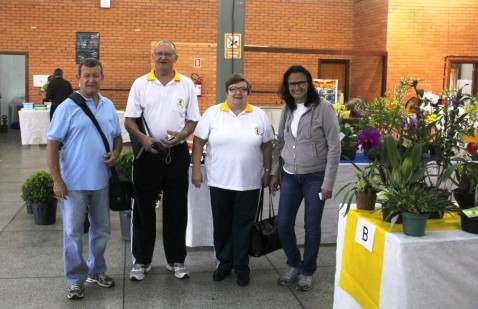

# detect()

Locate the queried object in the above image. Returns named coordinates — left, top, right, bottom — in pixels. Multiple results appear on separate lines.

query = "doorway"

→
left=445, top=56, right=478, bottom=96
left=0, top=53, right=27, bottom=125
left=318, top=60, right=349, bottom=102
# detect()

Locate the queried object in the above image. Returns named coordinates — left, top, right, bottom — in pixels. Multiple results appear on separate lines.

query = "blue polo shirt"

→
left=47, top=93, right=121, bottom=190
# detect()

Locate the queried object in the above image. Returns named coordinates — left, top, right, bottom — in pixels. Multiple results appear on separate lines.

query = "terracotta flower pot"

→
left=355, top=191, right=377, bottom=211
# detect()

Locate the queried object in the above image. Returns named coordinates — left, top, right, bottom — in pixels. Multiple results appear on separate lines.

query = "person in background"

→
left=45, top=68, right=73, bottom=120
left=270, top=65, right=340, bottom=292
left=124, top=39, right=200, bottom=282
left=47, top=58, right=122, bottom=300
left=40, top=75, right=53, bottom=102
left=191, top=73, right=273, bottom=287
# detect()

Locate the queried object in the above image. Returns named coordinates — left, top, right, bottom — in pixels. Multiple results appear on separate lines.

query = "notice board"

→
left=76, top=32, right=100, bottom=64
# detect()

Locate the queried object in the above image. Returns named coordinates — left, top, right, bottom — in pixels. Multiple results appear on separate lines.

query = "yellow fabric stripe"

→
left=218, top=100, right=253, bottom=112
left=339, top=210, right=384, bottom=309
left=146, top=69, right=181, bottom=81
left=339, top=210, right=460, bottom=308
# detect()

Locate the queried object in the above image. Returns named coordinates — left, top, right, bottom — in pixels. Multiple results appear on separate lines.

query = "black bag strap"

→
left=254, top=187, right=276, bottom=223
left=68, top=92, right=120, bottom=181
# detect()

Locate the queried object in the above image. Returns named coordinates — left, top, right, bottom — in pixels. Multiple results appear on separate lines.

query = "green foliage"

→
left=116, top=150, right=134, bottom=180
left=377, top=135, right=426, bottom=187
left=336, top=161, right=380, bottom=216
left=21, top=170, right=55, bottom=203
left=377, top=185, right=458, bottom=215
left=340, top=122, right=358, bottom=150
left=442, top=159, right=478, bottom=201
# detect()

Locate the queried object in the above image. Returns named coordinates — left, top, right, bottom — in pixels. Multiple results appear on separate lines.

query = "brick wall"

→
left=387, top=0, right=478, bottom=95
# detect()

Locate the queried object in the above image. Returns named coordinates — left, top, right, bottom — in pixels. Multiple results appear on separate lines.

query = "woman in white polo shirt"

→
left=191, top=73, right=273, bottom=287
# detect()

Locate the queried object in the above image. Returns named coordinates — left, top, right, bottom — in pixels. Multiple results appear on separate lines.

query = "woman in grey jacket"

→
left=270, top=65, right=340, bottom=291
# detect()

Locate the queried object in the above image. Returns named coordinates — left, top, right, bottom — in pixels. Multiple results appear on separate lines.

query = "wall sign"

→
left=76, top=32, right=100, bottom=64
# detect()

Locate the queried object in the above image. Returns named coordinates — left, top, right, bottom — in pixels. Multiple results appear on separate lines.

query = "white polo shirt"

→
left=125, top=70, right=200, bottom=141
left=194, top=101, right=274, bottom=191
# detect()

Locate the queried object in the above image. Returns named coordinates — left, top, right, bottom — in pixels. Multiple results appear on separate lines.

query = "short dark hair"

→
left=279, top=65, right=319, bottom=111
left=78, top=58, right=103, bottom=77
left=53, top=68, right=63, bottom=77
left=225, top=73, right=251, bottom=95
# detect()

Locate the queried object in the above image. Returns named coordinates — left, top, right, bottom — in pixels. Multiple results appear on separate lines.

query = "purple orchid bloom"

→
left=358, top=129, right=381, bottom=153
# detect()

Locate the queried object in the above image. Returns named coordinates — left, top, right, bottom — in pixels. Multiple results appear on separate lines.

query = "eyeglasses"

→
left=228, top=87, right=249, bottom=93
left=153, top=51, right=176, bottom=58
left=288, top=81, right=307, bottom=88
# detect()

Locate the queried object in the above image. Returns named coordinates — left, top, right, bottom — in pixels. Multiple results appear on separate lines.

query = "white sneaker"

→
left=129, top=263, right=151, bottom=281
left=166, top=263, right=190, bottom=279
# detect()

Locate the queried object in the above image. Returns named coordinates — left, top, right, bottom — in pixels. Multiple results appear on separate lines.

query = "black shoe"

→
left=236, top=273, right=250, bottom=287
left=213, top=266, right=232, bottom=281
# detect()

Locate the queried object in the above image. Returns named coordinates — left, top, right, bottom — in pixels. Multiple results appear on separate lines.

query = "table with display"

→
left=334, top=206, right=478, bottom=309
left=18, top=109, right=130, bottom=145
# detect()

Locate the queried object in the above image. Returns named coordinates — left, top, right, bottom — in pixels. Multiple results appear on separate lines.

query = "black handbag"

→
left=248, top=187, right=282, bottom=257
left=69, top=93, right=133, bottom=211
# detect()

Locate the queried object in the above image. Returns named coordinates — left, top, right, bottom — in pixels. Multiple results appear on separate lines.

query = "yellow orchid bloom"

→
left=463, top=129, right=478, bottom=144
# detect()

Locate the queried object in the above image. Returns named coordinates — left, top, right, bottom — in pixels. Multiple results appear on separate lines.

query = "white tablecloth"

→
left=334, top=207, right=478, bottom=309
left=186, top=166, right=214, bottom=247
left=18, top=109, right=130, bottom=145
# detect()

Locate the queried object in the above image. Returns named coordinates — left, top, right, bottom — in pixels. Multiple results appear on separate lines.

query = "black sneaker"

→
left=86, top=273, right=115, bottom=288
left=213, top=266, right=232, bottom=281
left=236, top=273, right=250, bottom=287
left=67, top=283, right=84, bottom=300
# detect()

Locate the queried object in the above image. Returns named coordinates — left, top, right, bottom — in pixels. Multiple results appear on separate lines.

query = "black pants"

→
left=131, top=143, right=190, bottom=265
left=210, top=187, right=259, bottom=275
left=50, top=103, right=60, bottom=120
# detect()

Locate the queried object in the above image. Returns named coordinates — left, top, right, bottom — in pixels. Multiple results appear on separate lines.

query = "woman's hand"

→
left=269, top=175, right=279, bottom=195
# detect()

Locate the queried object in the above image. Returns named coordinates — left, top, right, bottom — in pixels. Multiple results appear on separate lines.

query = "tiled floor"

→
left=0, top=129, right=354, bottom=308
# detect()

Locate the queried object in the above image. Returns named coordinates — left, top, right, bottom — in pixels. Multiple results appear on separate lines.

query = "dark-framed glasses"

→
left=228, top=86, right=249, bottom=93
left=288, top=81, right=307, bottom=88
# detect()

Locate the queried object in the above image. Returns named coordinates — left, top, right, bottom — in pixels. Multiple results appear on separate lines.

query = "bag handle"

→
left=68, top=92, right=120, bottom=182
left=254, top=187, right=275, bottom=223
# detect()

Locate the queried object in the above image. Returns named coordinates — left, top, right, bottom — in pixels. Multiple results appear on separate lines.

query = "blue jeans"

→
left=277, top=171, right=325, bottom=276
left=61, top=187, right=111, bottom=284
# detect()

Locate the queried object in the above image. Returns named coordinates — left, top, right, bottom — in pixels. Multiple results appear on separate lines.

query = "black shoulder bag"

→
left=248, top=187, right=282, bottom=257
left=69, top=92, right=133, bottom=211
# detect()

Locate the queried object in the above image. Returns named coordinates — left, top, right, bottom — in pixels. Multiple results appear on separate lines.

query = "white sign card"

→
left=354, top=217, right=376, bottom=252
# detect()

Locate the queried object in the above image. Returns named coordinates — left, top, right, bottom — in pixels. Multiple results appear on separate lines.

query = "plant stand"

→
left=32, top=199, right=57, bottom=225
left=402, top=212, right=429, bottom=237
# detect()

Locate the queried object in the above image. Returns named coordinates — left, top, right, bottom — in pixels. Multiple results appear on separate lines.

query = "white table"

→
left=18, top=109, right=130, bottom=145
left=334, top=208, right=478, bottom=309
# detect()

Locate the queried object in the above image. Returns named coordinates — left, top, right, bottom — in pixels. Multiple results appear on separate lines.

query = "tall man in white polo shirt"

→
left=124, top=40, right=200, bottom=281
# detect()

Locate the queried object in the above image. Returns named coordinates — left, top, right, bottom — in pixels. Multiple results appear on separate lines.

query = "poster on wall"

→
left=313, top=79, right=338, bottom=103
left=76, top=32, right=100, bottom=64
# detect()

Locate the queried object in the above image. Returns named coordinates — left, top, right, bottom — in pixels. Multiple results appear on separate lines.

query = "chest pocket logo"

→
left=254, top=127, right=263, bottom=136
left=177, top=99, right=185, bottom=108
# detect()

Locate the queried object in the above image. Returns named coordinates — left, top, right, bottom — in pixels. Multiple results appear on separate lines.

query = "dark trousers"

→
left=131, top=143, right=190, bottom=265
left=209, top=187, right=260, bottom=275
left=50, top=103, right=60, bottom=120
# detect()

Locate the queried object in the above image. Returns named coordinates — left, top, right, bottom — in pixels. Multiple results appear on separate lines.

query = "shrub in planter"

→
left=20, top=170, right=57, bottom=225
left=21, top=170, right=55, bottom=204
left=115, top=150, right=134, bottom=240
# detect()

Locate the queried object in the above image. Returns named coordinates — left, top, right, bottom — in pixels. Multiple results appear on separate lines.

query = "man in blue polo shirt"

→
left=47, top=58, right=122, bottom=300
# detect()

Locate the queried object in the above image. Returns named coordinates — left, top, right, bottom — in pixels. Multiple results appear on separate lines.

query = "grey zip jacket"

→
left=271, top=97, right=341, bottom=192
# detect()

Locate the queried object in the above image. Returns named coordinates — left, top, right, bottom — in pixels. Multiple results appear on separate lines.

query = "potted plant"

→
left=340, top=122, right=358, bottom=160
left=377, top=185, right=458, bottom=236
left=115, top=150, right=134, bottom=241
left=20, top=170, right=57, bottom=225
left=336, top=161, right=380, bottom=215
left=442, top=159, right=478, bottom=209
